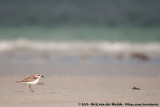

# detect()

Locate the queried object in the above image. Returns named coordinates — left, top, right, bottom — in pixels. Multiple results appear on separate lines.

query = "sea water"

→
left=0, top=26, right=160, bottom=58
left=0, top=0, right=160, bottom=77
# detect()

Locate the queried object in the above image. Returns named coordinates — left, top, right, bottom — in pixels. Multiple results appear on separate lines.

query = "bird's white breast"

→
left=26, top=78, right=40, bottom=85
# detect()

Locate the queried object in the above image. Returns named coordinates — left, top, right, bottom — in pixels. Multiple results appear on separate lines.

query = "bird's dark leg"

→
left=29, top=85, right=34, bottom=92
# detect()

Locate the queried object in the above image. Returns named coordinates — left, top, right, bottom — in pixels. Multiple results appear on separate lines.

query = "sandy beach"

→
left=0, top=55, right=160, bottom=107
left=0, top=76, right=160, bottom=107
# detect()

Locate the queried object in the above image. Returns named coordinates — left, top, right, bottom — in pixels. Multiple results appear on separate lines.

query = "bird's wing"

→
left=21, top=75, right=37, bottom=82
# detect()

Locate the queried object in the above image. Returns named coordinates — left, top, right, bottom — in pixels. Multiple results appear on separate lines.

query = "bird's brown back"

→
left=21, top=75, right=38, bottom=82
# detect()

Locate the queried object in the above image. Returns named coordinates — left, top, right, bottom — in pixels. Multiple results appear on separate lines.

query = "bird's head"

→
left=35, top=73, right=44, bottom=78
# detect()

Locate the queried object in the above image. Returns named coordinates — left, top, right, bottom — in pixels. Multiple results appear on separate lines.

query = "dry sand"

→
left=0, top=55, right=160, bottom=106
left=0, top=75, right=160, bottom=107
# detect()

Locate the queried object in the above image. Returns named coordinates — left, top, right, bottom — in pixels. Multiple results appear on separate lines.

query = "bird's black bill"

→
left=41, top=76, right=44, bottom=77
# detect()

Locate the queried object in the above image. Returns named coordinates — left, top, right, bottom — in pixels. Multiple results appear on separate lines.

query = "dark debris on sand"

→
left=131, top=52, right=149, bottom=61
left=132, top=86, right=141, bottom=90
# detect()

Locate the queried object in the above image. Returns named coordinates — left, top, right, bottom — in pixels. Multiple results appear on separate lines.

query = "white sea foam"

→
left=0, top=39, right=160, bottom=57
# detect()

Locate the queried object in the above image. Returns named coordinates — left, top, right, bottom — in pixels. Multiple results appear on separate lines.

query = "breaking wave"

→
left=0, top=39, right=160, bottom=57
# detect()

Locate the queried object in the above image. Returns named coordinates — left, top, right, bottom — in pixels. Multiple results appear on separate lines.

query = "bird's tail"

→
left=16, top=81, right=21, bottom=83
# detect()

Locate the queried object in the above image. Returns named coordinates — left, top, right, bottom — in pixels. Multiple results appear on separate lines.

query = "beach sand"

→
left=0, top=76, right=160, bottom=107
left=0, top=55, right=160, bottom=107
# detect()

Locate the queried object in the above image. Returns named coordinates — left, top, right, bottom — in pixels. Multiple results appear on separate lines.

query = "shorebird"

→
left=16, top=73, right=44, bottom=92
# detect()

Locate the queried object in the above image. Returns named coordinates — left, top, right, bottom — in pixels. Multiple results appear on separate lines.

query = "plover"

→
left=16, top=73, right=44, bottom=92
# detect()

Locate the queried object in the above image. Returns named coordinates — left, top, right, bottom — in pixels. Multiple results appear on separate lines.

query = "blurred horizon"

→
left=0, top=0, right=160, bottom=27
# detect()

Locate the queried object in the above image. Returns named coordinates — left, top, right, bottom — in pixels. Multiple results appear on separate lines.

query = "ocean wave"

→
left=0, top=39, right=160, bottom=57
